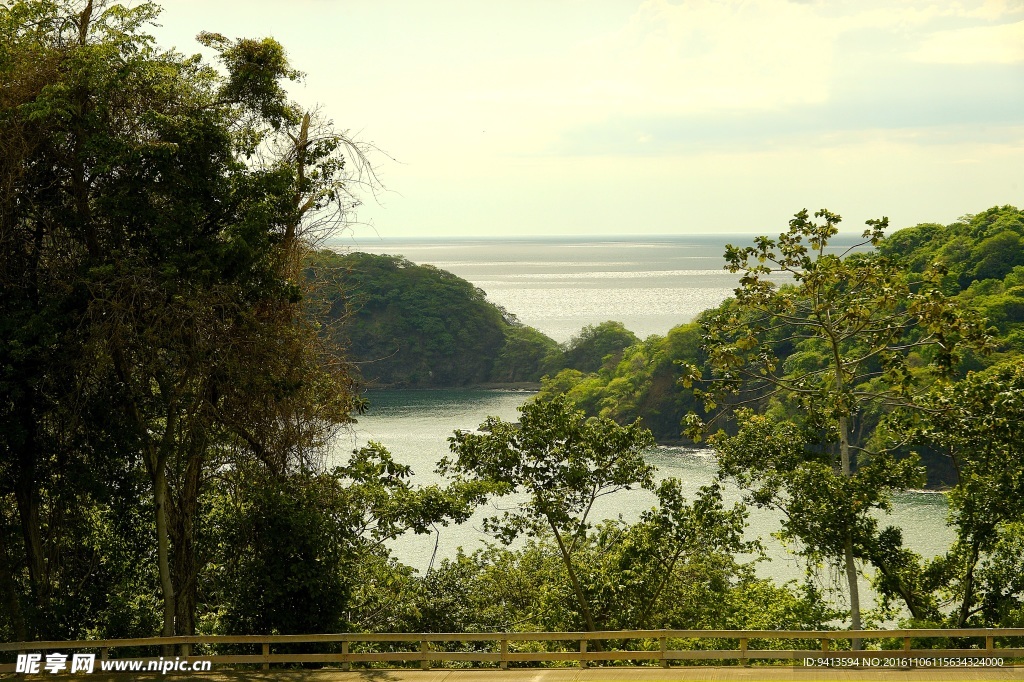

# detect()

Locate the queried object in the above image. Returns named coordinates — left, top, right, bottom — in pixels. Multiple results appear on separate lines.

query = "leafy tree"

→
left=416, top=531, right=832, bottom=636
left=538, top=322, right=708, bottom=440
left=877, top=205, right=1024, bottom=289
left=441, top=395, right=654, bottom=631
left=683, top=208, right=989, bottom=642
left=214, top=442, right=480, bottom=634
left=540, top=207, right=1024, bottom=466
left=878, top=359, right=1024, bottom=627
left=492, top=323, right=562, bottom=383
left=440, top=395, right=747, bottom=633
left=216, top=471, right=352, bottom=635
left=562, top=320, right=639, bottom=374
left=0, top=0, right=362, bottom=641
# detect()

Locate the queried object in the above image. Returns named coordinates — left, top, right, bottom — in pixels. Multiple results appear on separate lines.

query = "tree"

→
left=0, top=0, right=363, bottom=641
left=683, top=208, right=989, bottom=643
left=441, top=395, right=654, bottom=631
left=492, top=323, right=562, bottom=383
left=563, top=321, right=639, bottom=374
left=414, top=503, right=815, bottom=636
left=537, top=322, right=708, bottom=439
left=440, top=395, right=747, bottom=633
left=214, top=442, right=478, bottom=635
left=881, top=359, right=1024, bottom=627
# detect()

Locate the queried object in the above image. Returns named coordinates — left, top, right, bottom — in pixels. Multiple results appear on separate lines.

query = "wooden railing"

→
left=1, top=628, right=1022, bottom=672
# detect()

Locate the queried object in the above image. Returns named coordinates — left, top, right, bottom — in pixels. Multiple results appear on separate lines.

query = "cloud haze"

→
left=151, top=0, right=1024, bottom=237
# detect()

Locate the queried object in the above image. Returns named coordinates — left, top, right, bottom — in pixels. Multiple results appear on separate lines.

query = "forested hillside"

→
left=305, top=251, right=559, bottom=385
left=538, top=205, right=1024, bottom=485
left=305, top=251, right=641, bottom=387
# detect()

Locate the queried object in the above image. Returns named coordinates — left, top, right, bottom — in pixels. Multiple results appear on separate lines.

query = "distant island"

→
left=304, top=250, right=640, bottom=387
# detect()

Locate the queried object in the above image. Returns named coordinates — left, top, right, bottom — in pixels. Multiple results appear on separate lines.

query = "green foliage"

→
left=562, top=321, right=639, bottom=374
left=0, top=0, right=362, bottom=641
left=877, top=205, right=1024, bottom=289
left=197, top=32, right=301, bottom=128
left=690, top=208, right=988, bottom=634
left=541, top=206, right=1023, bottom=475
left=440, top=396, right=751, bottom=632
left=441, top=395, right=656, bottom=631
left=712, top=411, right=923, bottom=582
left=441, top=396, right=656, bottom=544
left=416, top=534, right=834, bottom=635
left=4, top=0, right=1024, bottom=641
left=537, top=323, right=707, bottom=441
left=306, top=251, right=560, bottom=386
left=216, top=471, right=352, bottom=635
left=212, top=441, right=480, bottom=635
left=492, top=324, right=562, bottom=383
left=877, top=359, right=1024, bottom=627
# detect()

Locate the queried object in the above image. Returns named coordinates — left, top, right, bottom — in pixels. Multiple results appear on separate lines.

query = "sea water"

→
left=331, top=234, right=865, bottom=342
left=335, top=389, right=952, bottom=597
left=326, top=236, right=953, bottom=602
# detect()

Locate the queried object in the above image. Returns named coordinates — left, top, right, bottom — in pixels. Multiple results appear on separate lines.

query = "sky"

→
left=148, top=0, right=1024, bottom=237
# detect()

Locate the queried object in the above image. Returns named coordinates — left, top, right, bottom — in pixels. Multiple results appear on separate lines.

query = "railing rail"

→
left=2, top=628, right=1022, bottom=673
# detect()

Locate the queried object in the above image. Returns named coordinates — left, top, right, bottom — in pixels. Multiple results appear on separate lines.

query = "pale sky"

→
left=148, top=0, right=1024, bottom=237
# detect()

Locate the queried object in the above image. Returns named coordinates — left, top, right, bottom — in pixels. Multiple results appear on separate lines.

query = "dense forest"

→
left=2, top=0, right=1023, bottom=655
left=305, top=250, right=639, bottom=387
left=540, top=206, right=1024, bottom=484
left=305, top=251, right=555, bottom=386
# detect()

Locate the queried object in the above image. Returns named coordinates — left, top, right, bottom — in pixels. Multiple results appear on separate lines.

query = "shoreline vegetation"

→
left=322, top=205, right=1024, bottom=488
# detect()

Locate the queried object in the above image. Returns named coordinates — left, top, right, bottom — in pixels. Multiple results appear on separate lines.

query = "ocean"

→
left=325, top=235, right=952, bottom=595
left=335, top=389, right=951, bottom=590
left=329, top=234, right=865, bottom=342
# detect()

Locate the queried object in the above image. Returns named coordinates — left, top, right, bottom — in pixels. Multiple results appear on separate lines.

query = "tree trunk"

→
left=13, top=389, right=47, bottom=618
left=153, top=468, right=176, bottom=643
left=838, top=413, right=862, bottom=650
left=125, top=366, right=178, bottom=646
left=548, top=519, right=600, bottom=633
left=0, top=508, right=28, bottom=642
left=170, top=439, right=204, bottom=639
left=957, top=539, right=981, bottom=628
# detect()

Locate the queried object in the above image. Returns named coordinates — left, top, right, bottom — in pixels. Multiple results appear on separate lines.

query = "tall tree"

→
left=881, top=359, right=1024, bottom=627
left=441, top=396, right=655, bottom=632
left=683, top=208, right=988, bottom=644
left=1, top=0, right=363, bottom=640
left=441, top=395, right=747, bottom=633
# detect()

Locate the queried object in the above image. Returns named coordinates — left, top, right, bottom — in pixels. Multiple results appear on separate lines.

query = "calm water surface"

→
left=329, top=235, right=863, bottom=342
left=335, top=389, right=954, bottom=592
left=326, top=236, right=951, bottom=610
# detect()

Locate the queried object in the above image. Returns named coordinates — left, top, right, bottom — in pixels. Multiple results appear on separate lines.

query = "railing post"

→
left=262, top=642, right=270, bottom=671
left=420, top=641, right=430, bottom=670
left=579, top=639, right=587, bottom=668
left=659, top=635, right=668, bottom=668
left=342, top=641, right=350, bottom=671
left=822, top=638, right=829, bottom=653
left=180, top=642, right=190, bottom=658
left=500, top=638, right=508, bottom=670
left=986, top=635, right=994, bottom=654
left=739, top=637, right=748, bottom=667
left=903, top=636, right=911, bottom=654
left=100, top=647, right=108, bottom=662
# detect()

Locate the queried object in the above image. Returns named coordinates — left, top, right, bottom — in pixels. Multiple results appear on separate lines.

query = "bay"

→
left=329, top=234, right=864, bottom=342
left=327, top=234, right=953, bottom=611
left=336, top=389, right=954, bottom=591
